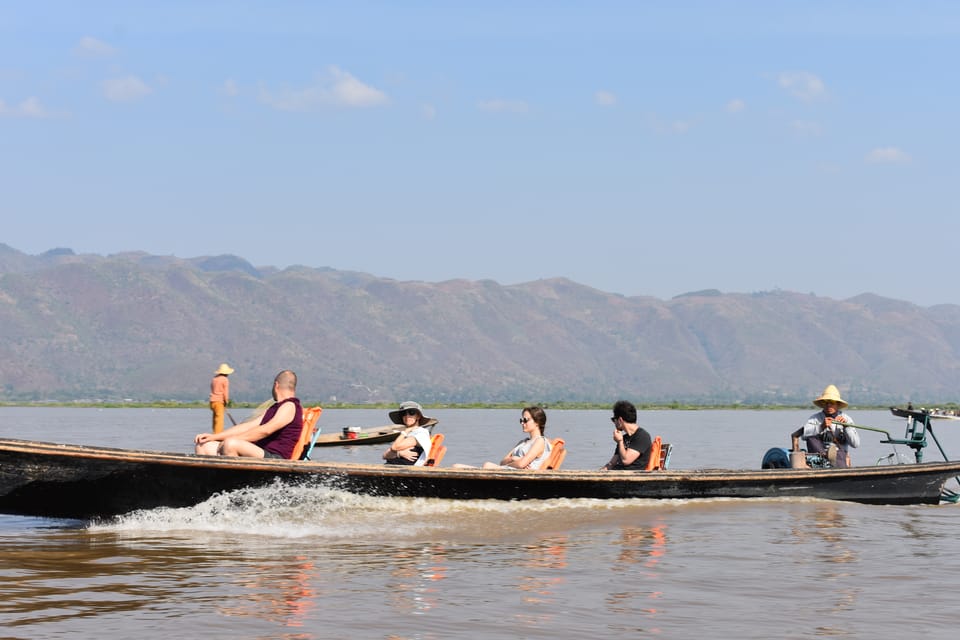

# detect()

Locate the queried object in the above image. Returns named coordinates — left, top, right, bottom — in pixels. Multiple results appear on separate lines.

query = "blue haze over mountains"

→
left=1, top=243, right=958, bottom=406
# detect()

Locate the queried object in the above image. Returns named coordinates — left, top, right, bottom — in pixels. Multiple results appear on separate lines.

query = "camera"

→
left=822, top=427, right=846, bottom=444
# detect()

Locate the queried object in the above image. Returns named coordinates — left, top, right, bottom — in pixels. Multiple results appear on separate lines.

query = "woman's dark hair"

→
left=612, top=400, right=637, bottom=424
left=523, top=406, right=547, bottom=434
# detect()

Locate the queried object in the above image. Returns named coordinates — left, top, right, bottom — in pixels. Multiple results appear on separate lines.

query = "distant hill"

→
left=1, top=243, right=958, bottom=405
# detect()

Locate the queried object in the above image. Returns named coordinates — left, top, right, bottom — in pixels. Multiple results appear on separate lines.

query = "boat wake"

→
left=87, top=478, right=826, bottom=540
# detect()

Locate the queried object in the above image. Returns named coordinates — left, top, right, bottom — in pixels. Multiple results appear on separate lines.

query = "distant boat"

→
left=311, top=425, right=403, bottom=447
left=308, top=418, right=436, bottom=448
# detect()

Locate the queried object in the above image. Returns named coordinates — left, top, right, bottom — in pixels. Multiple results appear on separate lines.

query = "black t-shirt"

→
left=384, top=444, right=423, bottom=465
left=611, top=427, right=653, bottom=470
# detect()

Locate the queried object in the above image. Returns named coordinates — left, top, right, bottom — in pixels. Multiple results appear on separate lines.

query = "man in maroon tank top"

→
left=194, top=370, right=303, bottom=459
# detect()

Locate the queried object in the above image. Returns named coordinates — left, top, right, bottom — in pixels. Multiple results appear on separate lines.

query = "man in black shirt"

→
left=601, top=400, right=653, bottom=470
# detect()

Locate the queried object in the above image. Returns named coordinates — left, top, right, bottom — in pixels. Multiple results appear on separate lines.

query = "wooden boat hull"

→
left=1, top=438, right=959, bottom=519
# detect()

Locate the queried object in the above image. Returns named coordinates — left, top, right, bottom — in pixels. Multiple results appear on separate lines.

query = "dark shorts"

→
left=262, top=450, right=284, bottom=459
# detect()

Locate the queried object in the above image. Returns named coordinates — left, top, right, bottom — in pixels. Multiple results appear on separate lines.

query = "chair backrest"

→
left=540, top=438, right=566, bottom=470
left=291, top=406, right=323, bottom=460
left=643, top=436, right=663, bottom=471
left=425, top=433, right=446, bottom=467
left=658, top=443, right=673, bottom=470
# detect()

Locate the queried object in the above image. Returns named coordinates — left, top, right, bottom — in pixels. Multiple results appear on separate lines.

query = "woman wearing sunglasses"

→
left=383, top=401, right=436, bottom=466
left=454, top=406, right=551, bottom=470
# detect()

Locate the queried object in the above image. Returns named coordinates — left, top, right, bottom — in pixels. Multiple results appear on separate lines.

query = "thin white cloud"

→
left=75, top=36, right=117, bottom=57
left=258, top=66, right=388, bottom=111
left=777, top=71, right=826, bottom=102
left=646, top=113, right=695, bottom=135
left=791, top=120, right=822, bottom=136
left=817, top=162, right=843, bottom=174
left=0, top=96, right=62, bottom=118
left=220, top=79, right=240, bottom=97
left=866, top=146, right=912, bottom=164
left=421, top=103, right=436, bottom=120
left=595, top=90, right=617, bottom=106
left=102, top=75, right=153, bottom=102
left=726, top=98, right=745, bottom=113
left=477, top=99, right=529, bottom=113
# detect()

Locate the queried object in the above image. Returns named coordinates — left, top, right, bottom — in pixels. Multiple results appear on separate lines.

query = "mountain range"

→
left=2, top=243, right=958, bottom=406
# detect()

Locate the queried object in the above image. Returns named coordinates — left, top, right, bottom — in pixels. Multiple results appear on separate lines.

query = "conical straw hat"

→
left=813, top=384, right=847, bottom=409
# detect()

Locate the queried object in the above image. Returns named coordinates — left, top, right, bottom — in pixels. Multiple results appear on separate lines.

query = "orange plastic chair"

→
left=540, top=438, right=566, bottom=470
left=425, top=433, right=446, bottom=467
left=643, top=436, right=663, bottom=471
left=290, top=406, right=323, bottom=460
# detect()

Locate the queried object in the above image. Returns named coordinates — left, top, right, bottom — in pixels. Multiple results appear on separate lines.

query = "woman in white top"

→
left=382, top=401, right=436, bottom=466
left=450, top=406, right=550, bottom=470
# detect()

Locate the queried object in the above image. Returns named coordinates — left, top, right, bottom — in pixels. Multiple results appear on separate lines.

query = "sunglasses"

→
left=610, top=416, right=619, bottom=424
left=401, top=409, right=420, bottom=417
left=520, top=417, right=531, bottom=424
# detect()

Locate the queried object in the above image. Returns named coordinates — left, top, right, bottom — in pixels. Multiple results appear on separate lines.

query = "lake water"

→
left=2, top=407, right=960, bottom=639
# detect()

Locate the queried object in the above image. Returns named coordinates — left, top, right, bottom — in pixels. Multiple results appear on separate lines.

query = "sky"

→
left=2, top=1, right=959, bottom=306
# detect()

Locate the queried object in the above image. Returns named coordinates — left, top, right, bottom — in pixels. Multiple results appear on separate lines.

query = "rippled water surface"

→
left=2, top=407, right=960, bottom=639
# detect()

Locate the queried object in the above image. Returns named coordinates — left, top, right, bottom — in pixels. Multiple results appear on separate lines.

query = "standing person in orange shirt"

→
left=209, top=363, right=234, bottom=434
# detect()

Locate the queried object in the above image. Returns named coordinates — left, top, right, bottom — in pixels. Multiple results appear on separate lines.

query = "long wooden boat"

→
left=309, top=418, right=437, bottom=448
left=2, top=435, right=960, bottom=520
left=310, top=425, right=403, bottom=447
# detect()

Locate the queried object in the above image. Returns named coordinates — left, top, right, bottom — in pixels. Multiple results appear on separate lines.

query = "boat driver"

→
left=791, top=384, right=860, bottom=468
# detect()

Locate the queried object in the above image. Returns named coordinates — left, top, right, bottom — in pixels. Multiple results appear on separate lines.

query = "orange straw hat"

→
left=813, top=384, right=847, bottom=409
